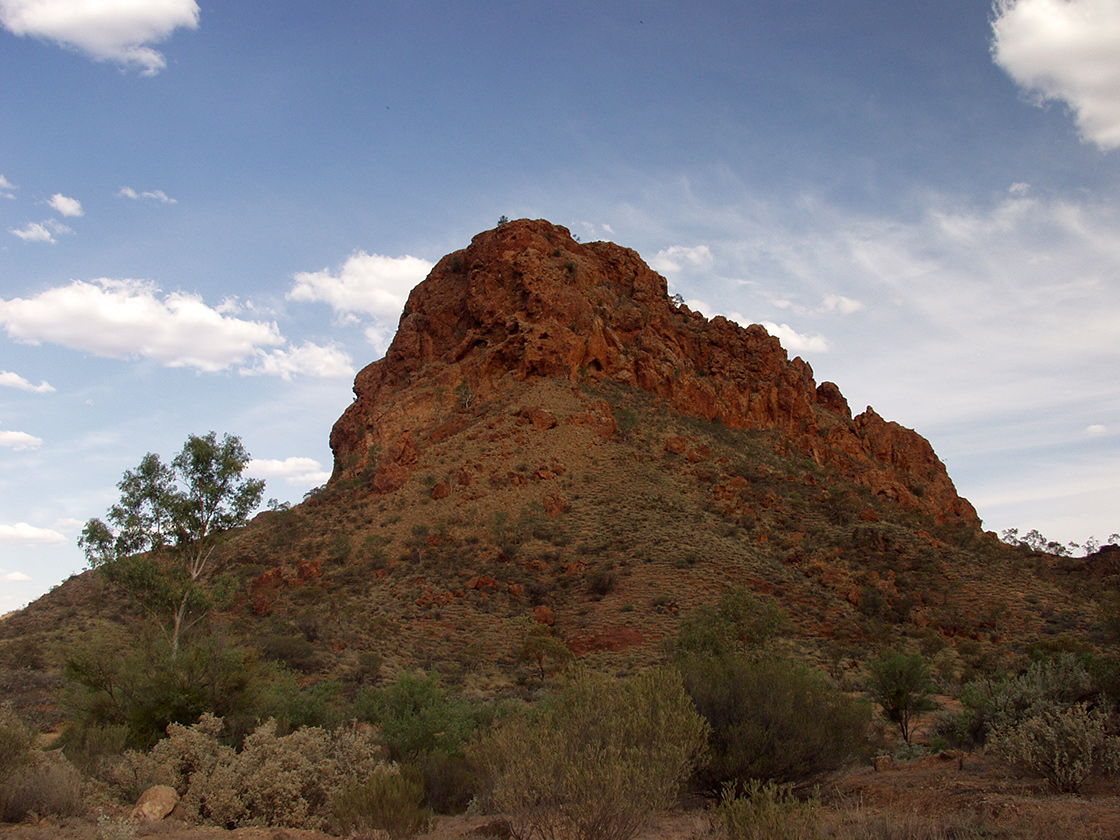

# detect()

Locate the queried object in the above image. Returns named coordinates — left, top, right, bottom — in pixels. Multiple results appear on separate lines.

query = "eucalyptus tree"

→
left=80, top=432, right=265, bottom=658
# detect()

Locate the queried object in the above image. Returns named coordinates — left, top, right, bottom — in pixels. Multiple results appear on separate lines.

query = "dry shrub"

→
left=123, top=713, right=388, bottom=829
left=989, top=702, right=1118, bottom=793
left=332, top=765, right=432, bottom=839
left=717, top=781, right=823, bottom=840
left=0, top=703, right=85, bottom=822
left=830, top=807, right=986, bottom=840
left=0, top=702, right=34, bottom=782
left=471, top=666, right=708, bottom=840
left=0, top=753, right=85, bottom=822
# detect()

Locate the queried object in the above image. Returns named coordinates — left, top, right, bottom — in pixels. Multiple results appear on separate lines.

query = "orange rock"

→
left=327, top=219, right=979, bottom=528
left=533, top=605, right=555, bottom=625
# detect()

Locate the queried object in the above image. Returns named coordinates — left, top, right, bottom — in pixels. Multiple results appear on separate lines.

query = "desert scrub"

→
left=717, top=780, right=823, bottom=840
left=332, top=765, right=432, bottom=838
left=120, top=713, right=388, bottom=829
left=1, top=705, right=85, bottom=822
left=680, top=654, right=869, bottom=791
left=470, top=665, right=708, bottom=840
left=989, top=702, right=1119, bottom=793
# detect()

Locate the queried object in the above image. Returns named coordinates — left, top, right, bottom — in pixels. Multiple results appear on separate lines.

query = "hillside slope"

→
left=0, top=220, right=1108, bottom=709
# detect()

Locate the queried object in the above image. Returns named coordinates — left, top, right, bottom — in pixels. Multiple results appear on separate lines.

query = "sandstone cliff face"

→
left=330, top=219, right=978, bottom=526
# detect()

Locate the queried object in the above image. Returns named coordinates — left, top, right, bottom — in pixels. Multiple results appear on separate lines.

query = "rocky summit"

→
left=332, top=218, right=976, bottom=526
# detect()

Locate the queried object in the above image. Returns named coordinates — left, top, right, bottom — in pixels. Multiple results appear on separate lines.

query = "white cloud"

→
left=0, top=370, right=54, bottom=393
left=288, top=251, right=433, bottom=319
left=0, top=0, right=200, bottom=75
left=246, top=342, right=354, bottom=380
left=1087, top=424, right=1109, bottom=436
left=11, top=219, right=71, bottom=242
left=118, top=186, right=176, bottom=204
left=0, top=174, right=16, bottom=199
left=47, top=193, right=82, bottom=217
left=821, top=294, right=864, bottom=315
left=0, top=523, right=65, bottom=546
left=247, top=456, right=331, bottom=486
left=760, top=322, right=830, bottom=354
left=992, top=0, right=1120, bottom=150
left=649, top=244, right=714, bottom=274
left=0, top=430, right=43, bottom=450
left=2, top=570, right=33, bottom=581
left=0, top=278, right=284, bottom=372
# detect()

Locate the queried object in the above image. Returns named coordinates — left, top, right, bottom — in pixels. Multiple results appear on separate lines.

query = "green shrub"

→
left=681, top=655, right=869, bottom=791
left=676, top=588, right=789, bottom=659
left=989, top=702, right=1119, bottom=793
left=937, top=653, right=1096, bottom=751
left=64, top=628, right=265, bottom=747
left=332, top=765, right=432, bottom=839
left=355, top=671, right=480, bottom=763
left=717, top=780, right=823, bottom=840
left=419, top=751, right=477, bottom=814
left=866, top=651, right=936, bottom=744
left=471, top=666, right=708, bottom=840
left=985, top=653, right=1092, bottom=734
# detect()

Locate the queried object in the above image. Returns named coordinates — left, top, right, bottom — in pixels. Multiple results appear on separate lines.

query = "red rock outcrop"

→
left=330, top=219, right=978, bottom=526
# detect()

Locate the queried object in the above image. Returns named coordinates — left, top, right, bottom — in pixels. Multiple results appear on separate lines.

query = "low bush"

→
left=989, top=702, right=1119, bottom=793
left=0, top=755, right=85, bottom=822
left=120, top=713, right=388, bottom=829
left=681, top=655, right=869, bottom=791
left=676, top=588, right=789, bottom=659
left=419, top=751, right=477, bottom=814
left=0, top=703, right=34, bottom=781
left=717, top=780, right=823, bottom=840
left=471, top=666, right=708, bottom=840
left=332, top=765, right=432, bottom=839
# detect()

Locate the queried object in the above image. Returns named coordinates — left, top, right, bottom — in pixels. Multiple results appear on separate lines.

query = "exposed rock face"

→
left=331, top=219, right=978, bottom=526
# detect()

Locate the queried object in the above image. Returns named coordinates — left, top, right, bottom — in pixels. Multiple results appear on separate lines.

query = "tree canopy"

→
left=79, top=432, right=265, bottom=657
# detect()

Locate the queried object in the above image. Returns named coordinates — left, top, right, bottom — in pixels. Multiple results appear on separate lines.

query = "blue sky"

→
left=2, top=0, right=1119, bottom=611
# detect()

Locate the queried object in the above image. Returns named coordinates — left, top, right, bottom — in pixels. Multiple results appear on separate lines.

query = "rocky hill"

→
left=0, top=219, right=1108, bottom=711
left=331, top=219, right=976, bottom=526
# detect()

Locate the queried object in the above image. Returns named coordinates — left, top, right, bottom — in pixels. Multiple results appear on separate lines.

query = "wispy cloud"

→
left=118, top=186, right=177, bottom=204
left=992, top=0, right=1120, bottom=150
left=0, top=0, right=200, bottom=76
left=247, top=456, right=331, bottom=486
left=0, top=523, right=65, bottom=546
left=10, top=219, right=71, bottom=243
left=0, top=174, right=16, bottom=199
left=0, top=430, right=43, bottom=450
left=47, top=193, right=82, bottom=217
left=0, top=370, right=55, bottom=393
left=649, top=244, right=714, bottom=275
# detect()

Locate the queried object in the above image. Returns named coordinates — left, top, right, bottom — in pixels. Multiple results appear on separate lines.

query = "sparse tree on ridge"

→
left=79, top=432, right=265, bottom=658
